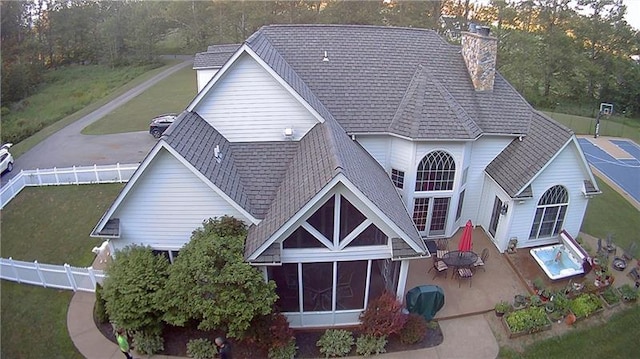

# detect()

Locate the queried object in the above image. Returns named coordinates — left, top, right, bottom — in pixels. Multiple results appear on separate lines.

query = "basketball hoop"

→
left=594, top=103, right=613, bottom=138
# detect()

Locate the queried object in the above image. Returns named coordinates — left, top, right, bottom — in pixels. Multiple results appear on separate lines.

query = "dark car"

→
left=149, top=113, right=177, bottom=138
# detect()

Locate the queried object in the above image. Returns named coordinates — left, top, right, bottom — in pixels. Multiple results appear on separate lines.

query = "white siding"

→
left=196, top=69, right=219, bottom=93
left=466, top=136, right=513, bottom=225
left=507, top=141, right=590, bottom=250
left=478, top=176, right=512, bottom=251
left=389, top=138, right=414, bottom=172
left=194, top=54, right=318, bottom=142
left=356, top=135, right=389, bottom=168
left=112, top=149, right=251, bottom=252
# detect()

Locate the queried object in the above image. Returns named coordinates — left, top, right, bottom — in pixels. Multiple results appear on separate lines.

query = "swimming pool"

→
left=530, top=244, right=584, bottom=280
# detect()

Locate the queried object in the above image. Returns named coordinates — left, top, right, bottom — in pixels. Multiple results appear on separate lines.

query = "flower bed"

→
left=568, top=293, right=604, bottom=321
left=502, top=306, right=552, bottom=338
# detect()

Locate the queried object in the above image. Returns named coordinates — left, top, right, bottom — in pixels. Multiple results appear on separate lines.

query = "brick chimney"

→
left=461, top=25, right=497, bottom=91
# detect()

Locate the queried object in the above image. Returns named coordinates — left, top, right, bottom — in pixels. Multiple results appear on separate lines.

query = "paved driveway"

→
left=2, top=58, right=193, bottom=183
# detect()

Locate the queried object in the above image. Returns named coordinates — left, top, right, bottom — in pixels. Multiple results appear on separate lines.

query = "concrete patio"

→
left=405, top=226, right=530, bottom=319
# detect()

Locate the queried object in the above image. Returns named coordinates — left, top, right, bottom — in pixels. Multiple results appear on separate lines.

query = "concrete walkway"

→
left=67, top=291, right=498, bottom=359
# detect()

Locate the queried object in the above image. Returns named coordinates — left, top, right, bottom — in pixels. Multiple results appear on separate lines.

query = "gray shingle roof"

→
left=194, top=44, right=241, bottom=69
left=163, top=112, right=299, bottom=218
left=485, top=112, right=573, bottom=197
left=245, top=118, right=426, bottom=260
left=247, top=24, right=533, bottom=138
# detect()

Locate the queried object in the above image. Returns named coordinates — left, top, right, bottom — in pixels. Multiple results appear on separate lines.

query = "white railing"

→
left=0, top=258, right=106, bottom=292
left=1, top=163, right=139, bottom=209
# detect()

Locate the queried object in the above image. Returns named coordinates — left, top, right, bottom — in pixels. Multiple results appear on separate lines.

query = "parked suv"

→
left=149, top=113, right=177, bottom=138
left=1, top=143, right=14, bottom=174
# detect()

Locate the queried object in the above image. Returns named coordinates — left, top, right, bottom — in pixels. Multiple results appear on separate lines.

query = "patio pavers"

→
left=405, top=227, right=530, bottom=319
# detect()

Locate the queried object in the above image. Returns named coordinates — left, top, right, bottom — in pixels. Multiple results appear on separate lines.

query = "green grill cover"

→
left=405, top=285, right=445, bottom=321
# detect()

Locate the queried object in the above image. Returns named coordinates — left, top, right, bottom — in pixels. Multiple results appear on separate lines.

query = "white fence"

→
left=0, top=163, right=138, bottom=292
left=1, top=163, right=139, bottom=209
left=0, top=258, right=106, bottom=292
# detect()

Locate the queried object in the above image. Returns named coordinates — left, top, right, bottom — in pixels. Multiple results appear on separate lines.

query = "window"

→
left=391, top=169, right=405, bottom=189
left=488, top=197, right=502, bottom=237
left=412, top=198, right=430, bottom=231
left=529, top=185, right=569, bottom=239
left=455, top=190, right=465, bottom=221
left=415, top=151, right=456, bottom=191
left=152, top=250, right=180, bottom=263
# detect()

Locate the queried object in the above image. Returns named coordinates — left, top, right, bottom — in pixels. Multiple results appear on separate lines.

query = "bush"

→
left=132, top=326, right=164, bottom=355
left=316, top=329, right=354, bottom=358
left=359, top=292, right=407, bottom=337
left=186, top=338, right=217, bottom=359
left=355, top=334, right=387, bottom=356
left=398, top=313, right=427, bottom=344
left=268, top=338, right=297, bottom=359
left=94, top=283, right=109, bottom=324
left=102, top=245, right=169, bottom=331
left=244, top=312, right=294, bottom=351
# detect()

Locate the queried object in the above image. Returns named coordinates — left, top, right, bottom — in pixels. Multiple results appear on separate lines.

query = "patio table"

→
left=441, top=250, right=478, bottom=274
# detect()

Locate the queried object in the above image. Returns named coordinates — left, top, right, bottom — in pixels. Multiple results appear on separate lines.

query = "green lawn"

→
left=498, top=305, right=640, bottom=358
left=9, top=60, right=182, bottom=159
left=543, top=110, right=640, bottom=144
left=0, top=184, right=124, bottom=358
left=581, top=177, right=640, bottom=258
left=82, top=65, right=197, bottom=135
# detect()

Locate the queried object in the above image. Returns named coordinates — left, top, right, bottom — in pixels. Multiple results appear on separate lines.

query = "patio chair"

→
left=623, top=242, right=637, bottom=261
left=436, top=239, right=450, bottom=259
left=473, top=248, right=489, bottom=272
left=428, top=257, right=449, bottom=280
left=457, top=267, right=473, bottom=287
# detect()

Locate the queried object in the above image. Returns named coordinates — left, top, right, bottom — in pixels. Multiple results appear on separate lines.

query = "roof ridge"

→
left=431, top=77, right=482, bottom=138
left=389, top=64, right=425, bottom=135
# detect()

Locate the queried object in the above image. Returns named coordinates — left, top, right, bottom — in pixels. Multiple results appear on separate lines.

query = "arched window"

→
left=415, top=151, right=456, bottom=191
left=529, top=185, right=569, bottom=239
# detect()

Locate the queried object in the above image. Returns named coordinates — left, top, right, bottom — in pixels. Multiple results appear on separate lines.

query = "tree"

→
left=159, top=216, right=278, bottom=339
left=101, top=245, right=169, bottom=331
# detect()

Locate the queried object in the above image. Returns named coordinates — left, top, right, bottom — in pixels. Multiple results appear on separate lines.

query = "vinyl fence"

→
left=0, top=258, right=106, bottom=292
left=0, top=163, right=138, bottom=292
left=1, top=163, right=138, bottom=209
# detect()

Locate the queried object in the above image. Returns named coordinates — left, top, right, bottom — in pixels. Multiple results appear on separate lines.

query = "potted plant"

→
left=529, top=295, right=543, bottom=307
left=544, top=301, right=555, bottom=314
left=618, top=284, right=638, bottom=302
left=494, top=301, right=512, bottom=317
left=513, top=294, right=529, bottom=310
left=532, top=277, right=545, bottom=294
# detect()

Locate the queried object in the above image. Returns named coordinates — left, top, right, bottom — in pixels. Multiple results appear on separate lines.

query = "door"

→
left=412, top=197, right=450, bottom=237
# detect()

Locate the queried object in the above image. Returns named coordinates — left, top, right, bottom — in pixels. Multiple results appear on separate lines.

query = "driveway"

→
left=2, top=57, right=193, bottom=183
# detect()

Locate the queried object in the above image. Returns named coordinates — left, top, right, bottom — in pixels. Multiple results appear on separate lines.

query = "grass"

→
left=542, top=110, right=640, bottom=144
left=581, top=176, right=640, bottom=258
left=8, top=60, right=182, bottom=159
left=0, top=184, right=123, bottom=358
left=82, top=65, right=196, bottom=135
left=498, top=305, right=640, bottom=358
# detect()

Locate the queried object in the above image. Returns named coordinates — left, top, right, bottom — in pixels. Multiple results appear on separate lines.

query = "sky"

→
left=624, top=0, right=639, bottom=30
left=472, top=0, right=640, bottom=30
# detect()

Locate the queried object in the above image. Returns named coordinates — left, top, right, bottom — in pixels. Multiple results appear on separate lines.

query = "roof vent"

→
left=322, top=51, right=329, bottom=62
left=214, top=145, right=221, bottom=163
left=283, top=127, right=294, bottom=139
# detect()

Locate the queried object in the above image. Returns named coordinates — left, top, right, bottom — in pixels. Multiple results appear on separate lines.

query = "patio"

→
left=405, top=227, right=529, bottom=319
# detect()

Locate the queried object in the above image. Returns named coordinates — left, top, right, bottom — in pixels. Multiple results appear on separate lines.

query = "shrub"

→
left=268, top=338, right=297, bottom=359
left=355, top=334, right=387, bottom=356
left=505, top=306, right=550, bottom=333
left=94, top=283, right=109, bottom=324
left=316, top=329, right=354, bottom=358
left=186, top=338, right=217, bottom=359
left=398, top=313, right=427, bottom=344
left=359, top=292, right=407, bottom=337
left=102, top=245, right=169, bottom=331
left=132, top=326, right=164, bottom=355
left=618, top=284, right=639, bottom=302
left=244, top=312, right=294, bottom=351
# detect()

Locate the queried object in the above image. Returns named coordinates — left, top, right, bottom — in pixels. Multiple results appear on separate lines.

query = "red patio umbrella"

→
left=458, top=220, right=473, bottom=252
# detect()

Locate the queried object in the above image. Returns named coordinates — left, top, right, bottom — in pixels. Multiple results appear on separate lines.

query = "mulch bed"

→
left=96, top=316, right=443, bottom=358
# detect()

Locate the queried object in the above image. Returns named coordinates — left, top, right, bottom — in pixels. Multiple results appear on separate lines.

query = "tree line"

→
left=2, top=0, right=639, bottom=116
